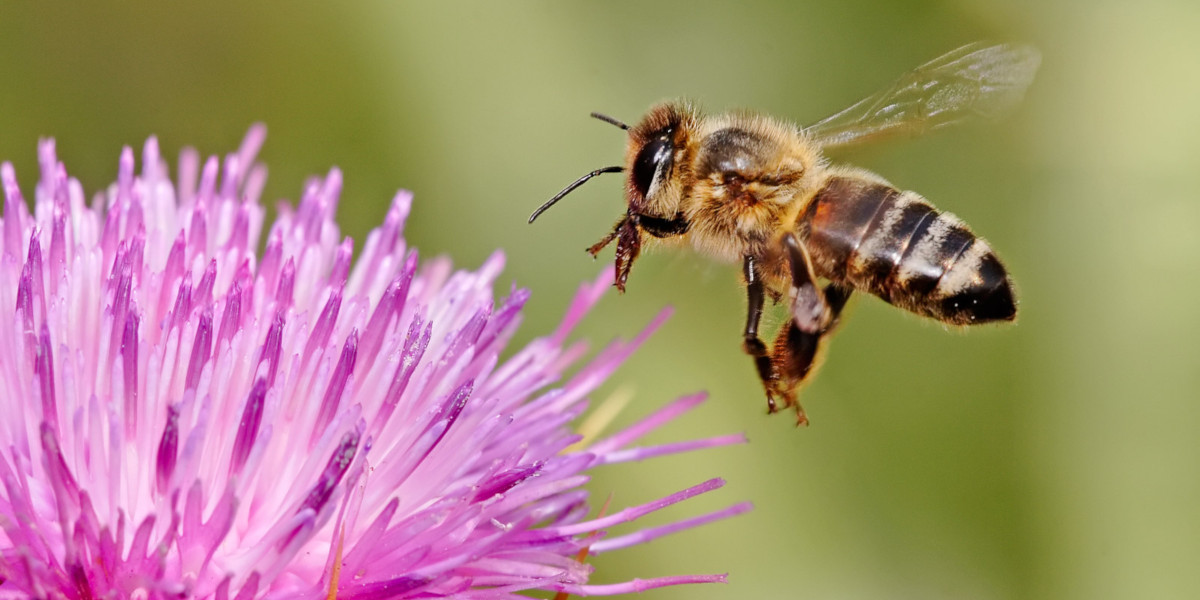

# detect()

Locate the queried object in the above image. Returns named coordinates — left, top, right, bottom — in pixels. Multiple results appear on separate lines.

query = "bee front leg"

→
left=742, top=255, right=782, bottom=413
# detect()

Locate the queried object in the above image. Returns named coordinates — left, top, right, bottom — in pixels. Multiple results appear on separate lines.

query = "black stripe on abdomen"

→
left=798, top=175, right=1016, bottom=325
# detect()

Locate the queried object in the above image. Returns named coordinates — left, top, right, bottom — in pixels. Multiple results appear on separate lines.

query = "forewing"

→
left=806, top=42, right=1041, bottom=149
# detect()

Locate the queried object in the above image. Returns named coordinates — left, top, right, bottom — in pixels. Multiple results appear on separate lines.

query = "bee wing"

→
left=805, top=42, right=1041, bottom=149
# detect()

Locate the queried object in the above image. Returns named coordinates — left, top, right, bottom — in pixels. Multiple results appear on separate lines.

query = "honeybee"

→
left=530, top=42, right=1041, bottom=425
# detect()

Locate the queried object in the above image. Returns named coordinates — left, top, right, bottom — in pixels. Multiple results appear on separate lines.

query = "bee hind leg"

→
left=769, top=234, right=854, bottom=425
left=769, top=281, right=851, bottom=426
left=782, top=233, right=829, bottom=334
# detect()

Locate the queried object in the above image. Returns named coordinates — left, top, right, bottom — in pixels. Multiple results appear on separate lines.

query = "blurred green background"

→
left=2, top=1, right=1198, bottom=599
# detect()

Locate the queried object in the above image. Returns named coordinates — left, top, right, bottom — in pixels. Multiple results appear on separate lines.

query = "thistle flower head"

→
left=0, top=126, right=748, bottom=598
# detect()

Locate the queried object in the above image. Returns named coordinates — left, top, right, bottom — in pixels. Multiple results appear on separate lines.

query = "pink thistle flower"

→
left=0, top=126, right=749, bottom=598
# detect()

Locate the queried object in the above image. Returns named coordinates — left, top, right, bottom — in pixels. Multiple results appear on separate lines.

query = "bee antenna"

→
left=590, top=112, right=629, bottom=130
left=529, top=166, right=624, bottom=223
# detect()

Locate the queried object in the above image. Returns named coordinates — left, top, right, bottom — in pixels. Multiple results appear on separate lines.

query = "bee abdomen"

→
left=797, top=176, right=1015, bottom=325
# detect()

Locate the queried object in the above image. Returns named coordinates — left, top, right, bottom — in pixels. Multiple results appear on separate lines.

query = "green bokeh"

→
left=2, top=2, right=1198, bottom=598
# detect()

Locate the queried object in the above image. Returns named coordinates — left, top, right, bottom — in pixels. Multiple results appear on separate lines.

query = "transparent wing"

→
left=805, top=42, right=1041, bottom=149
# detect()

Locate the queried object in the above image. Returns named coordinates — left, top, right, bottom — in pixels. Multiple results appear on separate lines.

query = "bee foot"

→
left=765, top=393, right=779, bottom=414
left=764, top=384, right=797, bottom=415
left=794, top=404, right=810, bottom=427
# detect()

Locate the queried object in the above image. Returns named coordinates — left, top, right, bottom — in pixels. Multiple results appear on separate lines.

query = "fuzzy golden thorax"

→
left=680, top=110, right=823, bottom=263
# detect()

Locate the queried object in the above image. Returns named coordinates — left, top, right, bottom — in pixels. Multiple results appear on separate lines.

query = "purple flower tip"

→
left=0, top=128, right=747, bottom=598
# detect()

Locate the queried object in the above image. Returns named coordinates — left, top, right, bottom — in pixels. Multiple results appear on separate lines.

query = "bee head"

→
left=624, top=102, right=696, bottom=218
left=528, top=103, right=696, bottom=291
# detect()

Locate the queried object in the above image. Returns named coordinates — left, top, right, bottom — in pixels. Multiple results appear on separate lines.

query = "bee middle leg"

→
left=741, top=255, right=781, bottom=412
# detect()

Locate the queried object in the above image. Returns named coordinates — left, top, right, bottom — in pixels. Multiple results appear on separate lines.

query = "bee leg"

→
left=587, top=215, right=642, bottom=293
left=741, top=255, right=781, bottom=413
left=822, top=282, right=853, bottom=330
left=767, top=233, right=852, bottom=425
left=781, top=233, right=828, bottom=333
left=770, top=322, right=819, bottom=424
left=771, top=282, right=853, bottom=426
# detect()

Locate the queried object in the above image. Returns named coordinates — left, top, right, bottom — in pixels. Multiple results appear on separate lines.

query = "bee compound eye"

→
left=632, top=131, right=675, bottom=199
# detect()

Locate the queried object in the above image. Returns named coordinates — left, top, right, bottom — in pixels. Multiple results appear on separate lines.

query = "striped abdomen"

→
left=796, top=175, right=1015, bottom=325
